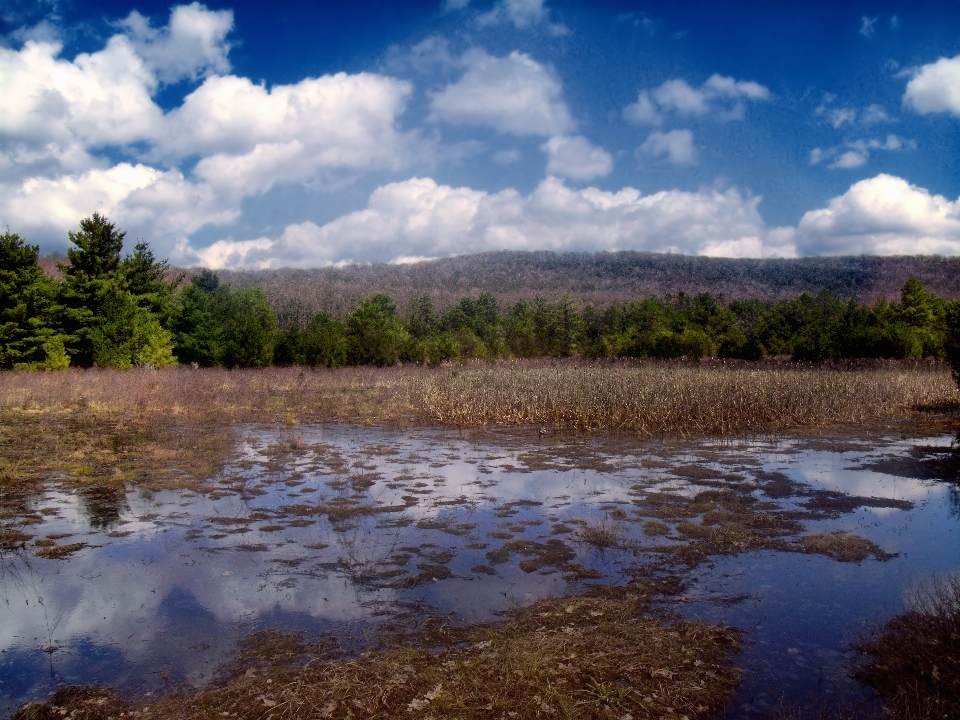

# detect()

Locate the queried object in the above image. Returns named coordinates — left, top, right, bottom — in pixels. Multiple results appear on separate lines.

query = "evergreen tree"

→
left=59, top=213, right=126, bottom=367
left=346, top=294, right=409, bottom=366
left=119, top=240, right=182, bottom=325
left=0, top=231, right=63, bottom=368
left=170, top=270, right=224, bottom=366
left=88, top=285, right=176, bottom=368
left=171, top=271, right=277, bottom=368
left=218, top=288, right=278, bottom=368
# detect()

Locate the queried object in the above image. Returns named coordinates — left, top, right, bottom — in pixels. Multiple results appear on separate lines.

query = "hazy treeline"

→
left=184, top=250, right=960, bottom=319
left=4, top=215, right=960, bottom=370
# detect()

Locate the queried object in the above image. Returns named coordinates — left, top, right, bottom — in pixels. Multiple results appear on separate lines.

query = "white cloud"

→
left=0, top=163, right=239, bottom=254
left=117, top=2, right=233, bottom=84
left=184, top=175, right=779, bottom=268
left=829, top=150, right=867, bottom=170
left=811, top=135, right=910, bottom=170
left=652, top=79, right=711, bottom=116
left=861, top=104, right=892, bottom=124
left=903, top=54, right=960, bottom=117
left=2, top=163, right=163, bottom=237
left=0, top=38, right=162, bottom=175
left=622, top=91, right=661, bottom=125
left=187, top=173, right=960, bottom=267
left=826, top=108, right=857, bottom=128
left=860, top=16, right=877, bottom=38
left=476, top=0, right=568, bottom=34
left=541, top=135, right=612, bottom=180
left=623, top=74, right=770, bottom=125
left=158, top=72, right=415, bottom=196
left=0, top=6, right=420, bottom=258
left=796, top=174, right=960, bottom=255
left=702, top=74, right=770, bottom=101
left=428, top=49, right=574, bottom=136
left=639, top=129, right=696, bottom=165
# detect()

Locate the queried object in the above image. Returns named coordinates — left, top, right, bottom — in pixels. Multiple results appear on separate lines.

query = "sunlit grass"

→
left=13, top=587, right=741, bottom=720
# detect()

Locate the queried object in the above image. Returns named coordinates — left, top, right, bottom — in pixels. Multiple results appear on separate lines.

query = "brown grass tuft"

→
left=795, top=532, right=895, bottom=563
left=855, top=574, right=960, bottom=719
left=15, top=586, right=741, bottom=720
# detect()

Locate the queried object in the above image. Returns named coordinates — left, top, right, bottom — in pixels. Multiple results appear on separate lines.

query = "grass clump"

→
left=576, top=520, right=622, bottom=549
left=642, top=520, right=670, bottom=536
left=15, top=587, right=741, bottom=720
left=855, top=574, right=960, bottom=719
left=795, top=532, right=895, bottom=563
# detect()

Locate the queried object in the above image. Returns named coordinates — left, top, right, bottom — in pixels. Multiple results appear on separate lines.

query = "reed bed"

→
left=1, top=359, right=953, bottom=434
left=413, top=360, right=958, bottom=434
left=0, top=365, right=416, bottom=425
left=13, top=587, right=741, bottom=720
left=0, top=360, right=955, bottom=500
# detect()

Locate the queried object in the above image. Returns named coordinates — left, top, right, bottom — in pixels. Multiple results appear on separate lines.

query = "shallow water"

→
left=2, top=425, right=959, bottom=716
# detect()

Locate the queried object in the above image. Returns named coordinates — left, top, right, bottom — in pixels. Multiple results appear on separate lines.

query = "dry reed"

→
left=13, top=587, right=741, bottom=720
left=0, top=360, right=954, bottom=502
left=855, top=574, right=960, bottom=719
left=413, top=360, right=958, bottom=434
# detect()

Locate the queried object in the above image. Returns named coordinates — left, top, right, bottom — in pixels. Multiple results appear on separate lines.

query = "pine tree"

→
left=119, top=240, right=182, bottom=324
left=0, top=231, right=63, bottom=369
left=59, top=213, right=126, bottom=367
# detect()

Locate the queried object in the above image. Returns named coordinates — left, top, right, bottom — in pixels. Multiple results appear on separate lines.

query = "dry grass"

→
left=576, top=520, right=622, bottom=549
left=0, top=360, right=953, bottom=510
left=13, top=586, right=741, bottom=720
left=0, top=365, right=418, bottom=506
left=856, top=574, right=960, bottom=718
left=414, top=359, right=958, bottom=434
left=854, top=574, right=960, bottom=720
left=795, top=532, right=895, bottom=563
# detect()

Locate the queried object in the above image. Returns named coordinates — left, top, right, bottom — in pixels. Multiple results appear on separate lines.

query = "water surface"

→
left=2, top=425, right=959, bottom=716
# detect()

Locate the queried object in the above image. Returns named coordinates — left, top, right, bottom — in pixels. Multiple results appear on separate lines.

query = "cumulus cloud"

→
left=116, top=2, right=233, bottom=84
left=0, top=37, right=162, bottom=176
left=903, top=54, right=960, bottom=117
left=1, top=162, right=239, bottom=254
left=809, top=135, right=911, bottom=170
left=476, top=0, right=567, bottom=33
left=624, top=74, right=770, bottom=125
left=639, top=129, right=696, bottom=165
left=158, top=72, right=415, bottom=195
left=428, top=49, right=574, bottom=136
left=795, top=174, right=960, bottom=255
left=0, top=4, right=419, bottom=258
left=541, top=135, right=613, bottom=180
left=622, top=91, right=661, bottom=125
left=860, top=16, right=877, bottom=38
left=183, top=175, right=779, bottom=268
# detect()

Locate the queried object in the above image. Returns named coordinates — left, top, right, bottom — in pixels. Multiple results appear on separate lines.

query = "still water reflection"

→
left=1, top=426, right=959, bottom=716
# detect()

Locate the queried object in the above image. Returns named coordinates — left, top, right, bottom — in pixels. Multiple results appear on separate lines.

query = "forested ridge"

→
left=36, top=248, right=960, bottom=320
left=7, top=214, right=960, bottom=371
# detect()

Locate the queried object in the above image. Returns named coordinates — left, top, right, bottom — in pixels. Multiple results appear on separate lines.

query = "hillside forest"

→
left=4, top=214, right=960, bottom=372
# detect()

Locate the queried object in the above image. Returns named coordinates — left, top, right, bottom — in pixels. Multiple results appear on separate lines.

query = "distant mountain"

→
left=39, top=250, right=960, bottom=321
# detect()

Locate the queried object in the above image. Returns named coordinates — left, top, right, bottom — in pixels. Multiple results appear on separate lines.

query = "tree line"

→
left=3, top=214, right=960, bottom=372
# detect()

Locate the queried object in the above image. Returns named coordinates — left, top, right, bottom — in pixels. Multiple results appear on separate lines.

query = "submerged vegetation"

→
left=12, top=586, right=741, bottom=720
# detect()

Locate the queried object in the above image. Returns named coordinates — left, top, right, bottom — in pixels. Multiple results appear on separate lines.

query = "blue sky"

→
left=1, top=0, right=959, bottom=267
